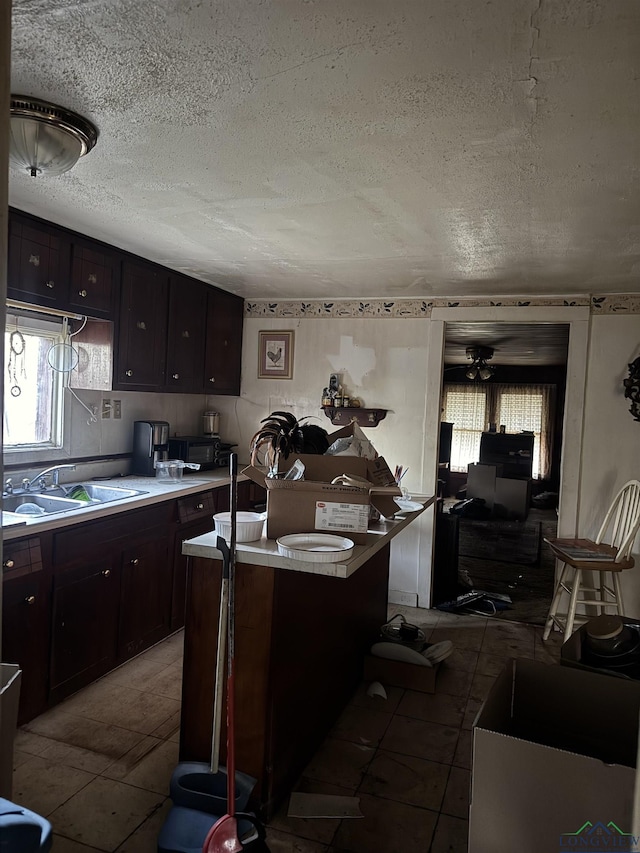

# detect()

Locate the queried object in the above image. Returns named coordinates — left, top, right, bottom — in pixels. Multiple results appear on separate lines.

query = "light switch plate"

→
left=113, top=400, right=121, bottom=419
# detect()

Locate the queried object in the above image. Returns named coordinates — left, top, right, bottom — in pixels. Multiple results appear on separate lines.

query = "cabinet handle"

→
left=3, top=559, right=14, bottom=569
left=46, top=280, right=55, bottom=289
left=209, top=377, right=215, bottom=383
left=130, top=558, right=139, bottom=566
left=195, top=503, right=204, bottom=511
left=125, top=369, right=133, bottom=377
left=102, top=569, right=111, bottom=577
left=78, top=289, right=87, bottom=297
left=24, top=595, right=36, bottom=605
left=172, top=373, right=179, bottom=380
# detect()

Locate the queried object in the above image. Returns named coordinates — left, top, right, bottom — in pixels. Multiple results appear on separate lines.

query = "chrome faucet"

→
left=24, top=464, right=77, bottom=491
left=3, top=478, right=13, bottom=495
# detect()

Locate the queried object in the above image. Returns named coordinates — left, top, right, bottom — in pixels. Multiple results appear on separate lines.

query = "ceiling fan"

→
left=444, top=345, right=496, bottom=380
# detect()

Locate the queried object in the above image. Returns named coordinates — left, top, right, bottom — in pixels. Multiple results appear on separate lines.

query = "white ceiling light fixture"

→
left=9, top=95, right=98, bottom=177
left=465, top=345, right=495, bottom=381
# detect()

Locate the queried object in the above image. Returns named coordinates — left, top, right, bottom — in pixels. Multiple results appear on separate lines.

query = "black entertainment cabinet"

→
left=479, top=432, right=535, bottom=479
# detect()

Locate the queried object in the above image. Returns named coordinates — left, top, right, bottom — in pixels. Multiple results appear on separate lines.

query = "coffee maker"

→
left=132, top=420, right=170, bottom=476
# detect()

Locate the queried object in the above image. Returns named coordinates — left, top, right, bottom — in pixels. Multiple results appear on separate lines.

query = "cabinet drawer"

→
left=2, top=537, right=43, bottom=580
left=177, top=491, right=215, bottom=525
left=53, top=504, right=172, bottom=566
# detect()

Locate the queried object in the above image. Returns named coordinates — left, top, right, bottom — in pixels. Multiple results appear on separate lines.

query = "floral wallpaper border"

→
left=244, top=294, right=640, bottom=318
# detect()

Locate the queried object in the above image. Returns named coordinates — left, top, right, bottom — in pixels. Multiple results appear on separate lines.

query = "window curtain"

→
left=442, top=382, right=556, bottom=479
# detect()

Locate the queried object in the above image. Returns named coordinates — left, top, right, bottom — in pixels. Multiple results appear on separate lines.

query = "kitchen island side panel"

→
left=179, top=545, right=390, bottom=816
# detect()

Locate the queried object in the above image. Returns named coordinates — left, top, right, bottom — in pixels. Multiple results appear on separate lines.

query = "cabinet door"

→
left=171, top=490, right=217, bottom=631
left=50, top=560, right=119, bottom=702
left=68, top=240, right=118, bottom=318
left=8, top=215, right=69, bottom=308
left=202, top=288, right=243, bottom=395
left=118, top=535, right=171, bottom=661
left=2, top=572, right=50, bottom=725
left=115, top=261, right=168, bottom=389
left=165, top=276, right=207, bottom=392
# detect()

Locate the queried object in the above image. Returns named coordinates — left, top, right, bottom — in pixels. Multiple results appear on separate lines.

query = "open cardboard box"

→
left=561, top=617, right=640, bottom=681
left=243, top=423, right=402, bottom=542
left=363, top=655, right=440, bottom=693
left=469, top=658, right=640, bottom=853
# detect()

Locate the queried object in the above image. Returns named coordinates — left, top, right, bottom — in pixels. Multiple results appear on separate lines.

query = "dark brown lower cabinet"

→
left=119, top=535, right=171, bottom=660
left=2, top=571, right=50, bottom=725
left=50, top=559, right=119, bottom=703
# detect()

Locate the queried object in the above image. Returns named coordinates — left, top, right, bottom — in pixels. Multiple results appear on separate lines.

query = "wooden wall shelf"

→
left=322, top=407, right=387, bottom=427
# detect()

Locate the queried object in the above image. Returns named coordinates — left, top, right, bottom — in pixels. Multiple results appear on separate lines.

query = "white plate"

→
left=276, top=533, right=355, bottom=562
left=394, top=499, right=424, bottom=515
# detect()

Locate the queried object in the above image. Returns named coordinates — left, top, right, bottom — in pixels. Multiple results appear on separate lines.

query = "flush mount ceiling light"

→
left=465, top=345, right=495, bottom=381
left=9, top=95, right=98, bottom=177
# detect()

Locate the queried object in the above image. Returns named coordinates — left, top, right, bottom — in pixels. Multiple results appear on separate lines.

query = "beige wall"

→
left=209, top=307, right=640, bottom=609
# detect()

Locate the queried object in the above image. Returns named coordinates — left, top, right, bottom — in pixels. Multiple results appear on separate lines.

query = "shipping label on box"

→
left=314, top=500, right=369, bottom=534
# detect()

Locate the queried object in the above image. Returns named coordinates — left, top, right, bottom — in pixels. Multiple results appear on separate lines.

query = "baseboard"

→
left=388, top=590, right=418, bottom=607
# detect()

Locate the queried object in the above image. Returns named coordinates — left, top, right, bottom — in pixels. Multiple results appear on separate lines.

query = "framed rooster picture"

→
left=258, top=330, right=294, bottom=379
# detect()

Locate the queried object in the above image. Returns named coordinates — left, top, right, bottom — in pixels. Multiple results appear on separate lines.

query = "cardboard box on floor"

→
left=561, top=617, right=640, bottom=680
left=242, top=422, right=402, bottom=542
left=469, top=658, right=640, bottom=853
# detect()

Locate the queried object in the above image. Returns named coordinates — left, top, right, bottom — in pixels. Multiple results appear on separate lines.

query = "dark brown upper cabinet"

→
left=115, top=260, right=169, bottom=390
left=203, top=287, right=243, bottom=395
left=8, top=213, right=68, bottom=309
left=68, top=239, right=117, bottom=319
left=165, top=275, right=207, bottom=393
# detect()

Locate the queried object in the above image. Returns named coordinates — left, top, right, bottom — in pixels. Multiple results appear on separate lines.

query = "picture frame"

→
left=258, top=330, right=295, bottom=379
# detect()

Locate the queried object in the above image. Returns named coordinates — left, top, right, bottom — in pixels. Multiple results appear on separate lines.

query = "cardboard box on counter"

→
left=243, top=423, right=402, bottom=541
left=363, top=655, right=440, bottom=693
left=469, top=658, right=640, bottom=853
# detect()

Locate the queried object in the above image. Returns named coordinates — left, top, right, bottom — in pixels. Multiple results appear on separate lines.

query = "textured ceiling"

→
left=444, top=322, right=569, bottom=366
left=9, top=0, right=640, bottom=300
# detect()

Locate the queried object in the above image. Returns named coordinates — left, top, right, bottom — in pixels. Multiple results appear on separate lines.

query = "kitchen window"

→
left=4, top=313, right=65, bottom=449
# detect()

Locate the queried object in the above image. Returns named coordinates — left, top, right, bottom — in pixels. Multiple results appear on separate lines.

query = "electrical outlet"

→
left=113, top=400, right=121, bottom=419
left=102, top=399, right=111, bottom=419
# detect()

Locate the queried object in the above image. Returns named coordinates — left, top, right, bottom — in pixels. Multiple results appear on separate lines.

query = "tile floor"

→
left=11, top=606, right=563, bottom=852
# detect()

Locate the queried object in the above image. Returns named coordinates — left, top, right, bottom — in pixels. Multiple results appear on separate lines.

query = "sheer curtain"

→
left=442, top=383, right=555, bottom=479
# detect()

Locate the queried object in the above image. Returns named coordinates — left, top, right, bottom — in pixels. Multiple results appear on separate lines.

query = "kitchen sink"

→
left=2, top=493, right=87, bottom=515
left=62, top=483, right=149, bottom=503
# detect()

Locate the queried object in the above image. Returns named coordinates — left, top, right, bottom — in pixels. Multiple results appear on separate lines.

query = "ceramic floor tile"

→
left=453, top=729, right=473, bottom=771
left=115, top=798, right=172, bottom=852
left=441, top=767, right=470, bottom=819
left=51, top=836, right=104, bottom=852
left=303, top=737, right=374, bottom=790
left=101, top=655, right=169, bottom=690
left=330, top=703, right=393, bottom=747
left=443, top=647, right=479, bottom=672
left=142, top=664, right=183, bottom=701
left=49, top=777, right=165, bottom=852
left=433, top=613, right=488, bottom=630
left=63, top=683, right=182, bottom=735
left=462, top=698, right=484, bottom=731
left=481, top=622, right=536, bottom=658
left=14, top=729, right=59, bottom=756
left=430, top=814, right=469, bottom=853
left=31, top=737, right=115, bottom=775
left=115, top=738, right=179, bottom=794
left=349, top=681, right=405, bottom=714
left=475, top=652, right=511, bottom=678
left=13, top=749, right=34, bottom=769
left=387, top=605, right=441, bottom=629
left=467, top=673, right=497, bottom=704
left=266, top=828, right=330, bottom=851
left=428, top=626, right=486, bottom=652
left=268, top=777, right=353, bottom=844
left=12, top=755, right=95, bottom=817
left=142, top=632, right=184, bottom=665
left=331, top=792, right=437, bottom=853
left=358, top=749, right=449, bottom=811
left=433, top=664, right=474, bottom=698
left=380, top=716, right=459, bottom=764
left=24, top=711, right=148, bottom=760
left=152, top=708, right=181, bottom=740
left=101, top=736, right=164, bottom=782
left=395, top=689, right=466, bottom=728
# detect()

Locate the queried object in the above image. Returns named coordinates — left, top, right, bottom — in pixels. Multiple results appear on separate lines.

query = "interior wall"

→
left=578, top=314, right=640, bottom=617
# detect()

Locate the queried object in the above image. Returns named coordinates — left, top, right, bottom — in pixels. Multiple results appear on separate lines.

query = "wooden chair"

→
left=542, top=479, right=640, bottom=642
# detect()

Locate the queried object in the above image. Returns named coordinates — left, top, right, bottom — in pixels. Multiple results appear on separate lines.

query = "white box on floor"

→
left=469, top=659, right=640, bottom=853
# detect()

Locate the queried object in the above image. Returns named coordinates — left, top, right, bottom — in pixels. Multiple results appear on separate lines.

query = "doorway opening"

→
left=432, top=322, right=570, bottom=625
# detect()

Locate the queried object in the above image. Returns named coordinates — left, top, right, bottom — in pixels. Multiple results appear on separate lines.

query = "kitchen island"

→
left=179, top=498, right=433, bottom=818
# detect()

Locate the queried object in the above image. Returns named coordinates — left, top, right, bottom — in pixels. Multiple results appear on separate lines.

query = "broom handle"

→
left=226, top=453, right=238, bottom=818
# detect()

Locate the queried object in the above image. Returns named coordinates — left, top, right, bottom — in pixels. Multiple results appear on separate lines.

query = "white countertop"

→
left=2, top=471, right=242, bottom=541
left=183, top=496, right=434, bottom=579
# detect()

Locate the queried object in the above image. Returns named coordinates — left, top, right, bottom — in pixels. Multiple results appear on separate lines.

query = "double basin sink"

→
left=3, top=484, right=148, bottom=518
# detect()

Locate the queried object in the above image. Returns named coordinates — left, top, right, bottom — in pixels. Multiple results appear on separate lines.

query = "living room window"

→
left=442, top=383, right=555, bottom=479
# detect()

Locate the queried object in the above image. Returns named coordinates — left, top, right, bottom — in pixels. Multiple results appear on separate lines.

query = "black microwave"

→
left=168, top=436, right=234, bottom=470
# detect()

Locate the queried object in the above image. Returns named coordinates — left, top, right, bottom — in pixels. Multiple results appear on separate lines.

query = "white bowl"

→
left=213, top=511, right=265, bottom=542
